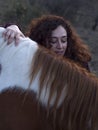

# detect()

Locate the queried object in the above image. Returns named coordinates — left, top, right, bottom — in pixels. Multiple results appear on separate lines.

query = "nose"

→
left=56, top=39, right=63, bottom=49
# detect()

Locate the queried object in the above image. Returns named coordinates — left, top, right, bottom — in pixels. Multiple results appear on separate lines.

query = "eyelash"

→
left=49, top=37, right=67, bottom=44
left=61, top=39, right=67, bottom=43
left=51, top=39, right=67, bottom=44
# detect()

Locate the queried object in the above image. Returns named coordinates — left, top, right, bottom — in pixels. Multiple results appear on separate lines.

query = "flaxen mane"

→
left=30, top=46, right=98, bottom=130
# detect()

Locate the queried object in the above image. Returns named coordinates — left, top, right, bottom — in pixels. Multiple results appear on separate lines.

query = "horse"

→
left=0, top=27, right=98, bottom=130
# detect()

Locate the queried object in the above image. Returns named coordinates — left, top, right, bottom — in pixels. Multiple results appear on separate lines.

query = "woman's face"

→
left=47, top=25, right=67, bottom=56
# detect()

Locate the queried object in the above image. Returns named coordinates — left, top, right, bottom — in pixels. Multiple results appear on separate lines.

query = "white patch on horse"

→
left=0, top=27, right=66, bottom=108
left=0, top=64, right=2, bottom=74
left=0, top=27, right=38, bottom=91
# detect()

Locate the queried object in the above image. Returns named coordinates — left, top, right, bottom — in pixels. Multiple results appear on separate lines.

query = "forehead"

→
left=51, top=25, right=67, bottom=37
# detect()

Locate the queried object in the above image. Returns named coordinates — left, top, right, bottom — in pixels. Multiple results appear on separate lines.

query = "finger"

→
left=7, top=38, right=14, bottom=45
left=6, top=31, right=16, bottom=45
left=4, top=30, right=20, bottom=45
left=2, top=30, right=8, bottom=40
left=9, top=31, right=16, bottom=39
left=3, top=29, right=12, bottom=41
left=7, top=31, right=16, bottom=44
left=15, top=33, right=20, bottom=46
left=2, top=32, right=7, bottom=42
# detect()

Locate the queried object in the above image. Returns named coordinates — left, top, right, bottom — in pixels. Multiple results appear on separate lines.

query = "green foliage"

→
left=1, top=0, right=96, bottom=31
left=2, top=0, right=50, bottom=31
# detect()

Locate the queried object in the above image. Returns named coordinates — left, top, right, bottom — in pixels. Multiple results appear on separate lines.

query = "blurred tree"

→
left=92, top=16, right=98, bottom=31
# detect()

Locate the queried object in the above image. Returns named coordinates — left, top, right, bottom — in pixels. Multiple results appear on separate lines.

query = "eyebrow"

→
left=51, top=36, right=67, bottom=38
left=61, top=36, right=67, bottom=38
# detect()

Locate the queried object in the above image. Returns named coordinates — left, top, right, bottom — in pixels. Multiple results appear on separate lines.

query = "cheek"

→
left=50, top=45, right=57, bottom=52
left=50, top=44, right=57, bottom=49
left=63, top=42, right=67, bottom=49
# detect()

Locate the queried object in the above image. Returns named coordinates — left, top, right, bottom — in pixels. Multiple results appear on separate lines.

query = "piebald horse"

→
left=0, top=27, right=98, bottom=130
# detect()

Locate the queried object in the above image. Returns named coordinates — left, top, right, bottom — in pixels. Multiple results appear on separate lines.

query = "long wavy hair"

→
left=26, top=15, right=91, bottom=68
left=29, top=46, right=98, bottom=130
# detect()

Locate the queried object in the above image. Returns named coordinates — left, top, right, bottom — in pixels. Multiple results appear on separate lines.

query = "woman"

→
left=3, top=15, right=91, bottom=71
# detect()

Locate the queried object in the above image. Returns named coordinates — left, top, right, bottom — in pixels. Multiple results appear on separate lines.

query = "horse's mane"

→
left=0, top=27, right=98, bottom=130
left=30, top=46, right=98, bottom=130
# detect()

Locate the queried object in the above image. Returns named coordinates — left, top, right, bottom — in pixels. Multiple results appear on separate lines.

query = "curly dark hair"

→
left=26, top=15, right=91, bottom=69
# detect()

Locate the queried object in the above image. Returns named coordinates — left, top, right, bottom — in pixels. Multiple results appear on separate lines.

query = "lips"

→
left=55, top=50, right=64, bottom=55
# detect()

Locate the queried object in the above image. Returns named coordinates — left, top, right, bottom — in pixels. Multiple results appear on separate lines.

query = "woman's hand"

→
left=3, top=25, right=25, bottom=46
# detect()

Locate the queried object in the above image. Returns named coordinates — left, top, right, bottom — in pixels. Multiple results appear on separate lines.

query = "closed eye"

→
left=61, top=36, right=67, bottom=43
left=49, top=37, right=57, bottom=44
